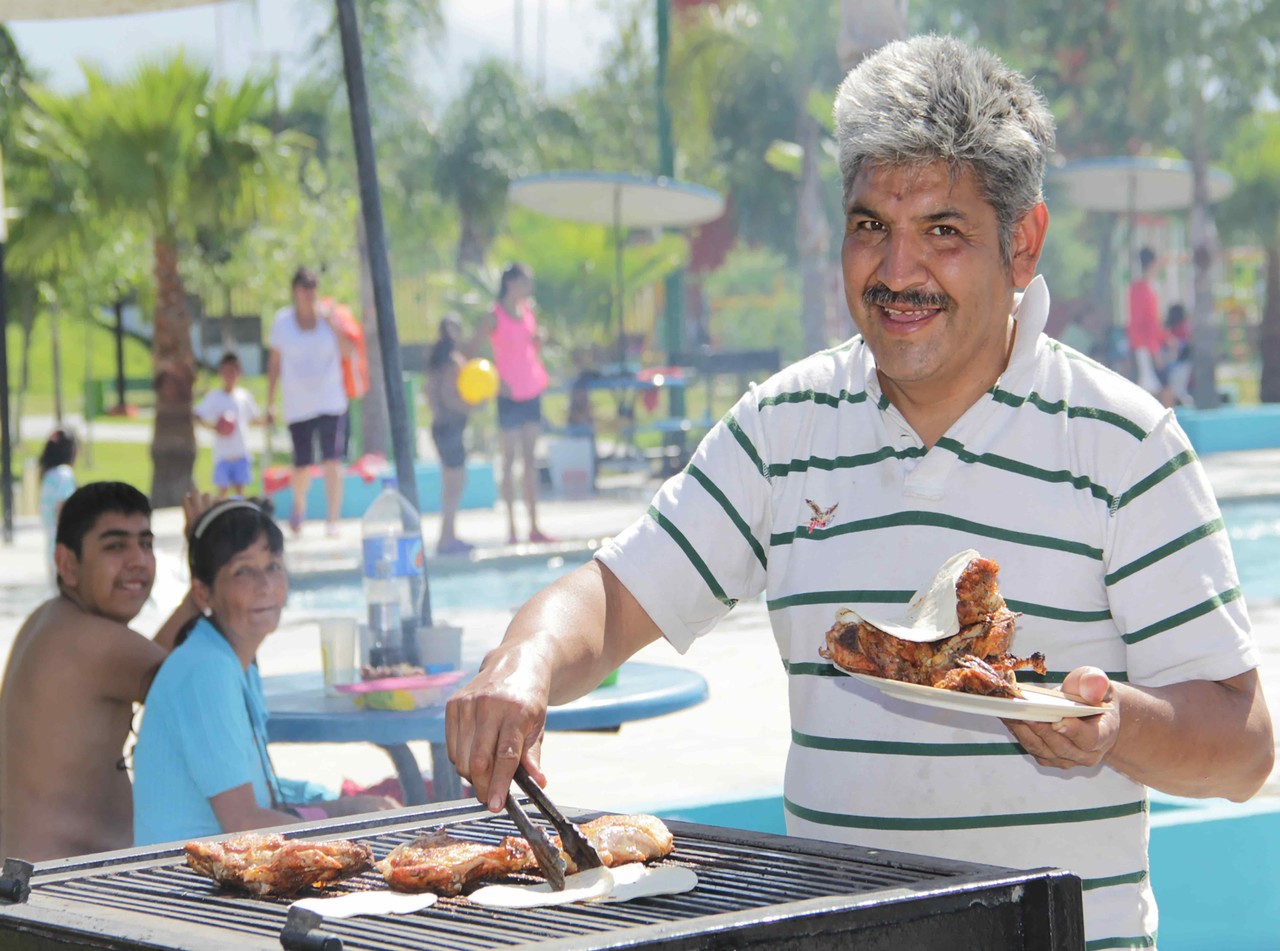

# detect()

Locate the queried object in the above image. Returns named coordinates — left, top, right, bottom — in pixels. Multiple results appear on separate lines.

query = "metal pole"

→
left=114, top=297, right=127, bottom=410
left=0, top=145, right=12, bottom=544
left=0, top=239, right=12, bottom=545
left=656, top=0, right=686, bottom=414
left=334, top=0, right=433, bottom=628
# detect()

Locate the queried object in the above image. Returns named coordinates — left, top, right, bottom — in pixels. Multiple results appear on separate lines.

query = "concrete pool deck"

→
left=0, top=447, right=1278, bottom=815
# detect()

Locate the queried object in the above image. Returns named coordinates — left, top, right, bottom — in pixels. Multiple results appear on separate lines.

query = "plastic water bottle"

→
left=361, top=476, right=426, bottom=668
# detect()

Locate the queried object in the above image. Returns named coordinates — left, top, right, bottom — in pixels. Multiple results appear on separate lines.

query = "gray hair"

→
left=834, top=34, right=1055, bottom=265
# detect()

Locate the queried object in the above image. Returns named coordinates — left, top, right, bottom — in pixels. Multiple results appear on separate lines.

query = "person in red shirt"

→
left=1126, top=247, right=1168, bottom=398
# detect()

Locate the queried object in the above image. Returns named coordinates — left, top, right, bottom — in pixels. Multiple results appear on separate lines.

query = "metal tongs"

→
left=504, top=764, right=604, bottom=891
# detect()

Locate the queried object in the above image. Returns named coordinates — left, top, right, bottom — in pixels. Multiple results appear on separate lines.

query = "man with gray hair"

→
left=444, top=35, right=1272, bottom=945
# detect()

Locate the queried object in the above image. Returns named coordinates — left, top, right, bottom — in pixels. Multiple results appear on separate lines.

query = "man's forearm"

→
left=153, top=591, right=200, bottom=651
left=486, top=562, right=661, bottom=706
left=1107, top=671, right=1273, bottom=801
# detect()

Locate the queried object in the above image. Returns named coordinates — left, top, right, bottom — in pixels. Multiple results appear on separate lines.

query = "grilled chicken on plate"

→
left=820, top=552, right=1045, bottom=698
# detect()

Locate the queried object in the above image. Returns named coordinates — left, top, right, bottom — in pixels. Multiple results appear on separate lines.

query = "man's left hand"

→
left=1002, top=666, right=1119, bottom=770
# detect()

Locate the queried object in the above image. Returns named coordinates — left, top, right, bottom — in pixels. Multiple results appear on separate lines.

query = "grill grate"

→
left=1, top=804, right=1083, bottom=950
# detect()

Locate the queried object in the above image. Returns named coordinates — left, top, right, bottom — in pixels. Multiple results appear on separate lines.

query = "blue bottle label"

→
left=362, top=536, right=425, bottom=578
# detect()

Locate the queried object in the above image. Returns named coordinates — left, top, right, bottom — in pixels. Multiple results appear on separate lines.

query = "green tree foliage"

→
left=1219, top=115, right=1280, bottom=400
left=433, top=59, right=583, bottom=270
left=20, top=57, right=300, bottom=504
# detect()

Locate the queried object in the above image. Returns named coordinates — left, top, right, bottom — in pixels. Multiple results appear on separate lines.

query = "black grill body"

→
left=0, top=800, right=1084, bottom=950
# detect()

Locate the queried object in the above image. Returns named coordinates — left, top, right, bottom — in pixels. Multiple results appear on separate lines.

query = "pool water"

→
left=287, top=553, right=592, bottom=616
left=1221, top=498, right=1280, bottom=601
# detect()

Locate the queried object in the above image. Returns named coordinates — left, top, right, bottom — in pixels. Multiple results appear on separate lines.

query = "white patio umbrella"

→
left=0, top=0, right=211, bottom=16
left=1048, top=155, right=1233, bottom=215
left=508, top=171, right=725, bottom=364
left=1048, top=155, right=1235, bottom=409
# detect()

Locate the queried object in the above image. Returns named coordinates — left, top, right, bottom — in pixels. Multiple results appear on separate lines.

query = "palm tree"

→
left=671, top=1, right=845, bottom=352
left=26, top=56, right=302, bottom=504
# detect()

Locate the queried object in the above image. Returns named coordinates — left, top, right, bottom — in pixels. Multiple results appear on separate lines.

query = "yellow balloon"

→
left=458, top=358, right=500, bottom=405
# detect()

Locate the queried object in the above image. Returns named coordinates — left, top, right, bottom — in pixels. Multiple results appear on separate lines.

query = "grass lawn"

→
left=16, top=436, right=216, bottom=507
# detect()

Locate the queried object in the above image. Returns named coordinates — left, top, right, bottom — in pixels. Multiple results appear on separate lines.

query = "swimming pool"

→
left=287, top=552, right=592, bottom=616
left=1221, top=497, right=1280, bottom=602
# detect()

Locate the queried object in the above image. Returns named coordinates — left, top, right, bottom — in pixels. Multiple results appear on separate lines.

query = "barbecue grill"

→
left=0, top=799, right=1084, bottom=949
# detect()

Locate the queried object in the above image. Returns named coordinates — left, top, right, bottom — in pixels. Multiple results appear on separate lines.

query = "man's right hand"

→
left=445, top=645, right=553, bottom=813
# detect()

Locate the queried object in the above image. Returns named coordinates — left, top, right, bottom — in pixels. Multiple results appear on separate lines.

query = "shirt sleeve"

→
left=597, top=385, right=773, bottom=652
left=194, top=391, right=217, bottom=423
left=1104, top=412, right=1259, bottom=686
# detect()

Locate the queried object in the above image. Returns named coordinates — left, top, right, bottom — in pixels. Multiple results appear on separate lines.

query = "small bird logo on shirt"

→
left=805, top=500, right=838, bottom=533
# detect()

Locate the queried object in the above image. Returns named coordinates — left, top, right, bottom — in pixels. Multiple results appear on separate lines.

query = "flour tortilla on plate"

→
left=837, top=549, right=980, bottom=643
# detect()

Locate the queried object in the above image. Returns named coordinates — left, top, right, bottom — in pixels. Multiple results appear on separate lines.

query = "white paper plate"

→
left=842, top=671, right=1110, bottom=723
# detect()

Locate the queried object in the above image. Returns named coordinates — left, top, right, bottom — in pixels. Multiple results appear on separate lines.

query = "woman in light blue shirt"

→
left=132, top=500, right=393, bottom=845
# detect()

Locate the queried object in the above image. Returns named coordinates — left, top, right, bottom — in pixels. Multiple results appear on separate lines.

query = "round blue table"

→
left=264, top=662, right=708, bottom=805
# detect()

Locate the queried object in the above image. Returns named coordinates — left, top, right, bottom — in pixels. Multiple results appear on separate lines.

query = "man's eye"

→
left=852, top=219, right=882, bottom=232
left=928, top=224, right=959, bottom=236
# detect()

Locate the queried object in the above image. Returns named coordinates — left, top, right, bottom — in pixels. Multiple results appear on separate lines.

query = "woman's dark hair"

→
left=188, top=499, right=284, bottom=588
left=428, top=314, right=463, bottom=371
left=497, top=262, right=531, bottom=300
left=39, top=428, right=77, bottom=480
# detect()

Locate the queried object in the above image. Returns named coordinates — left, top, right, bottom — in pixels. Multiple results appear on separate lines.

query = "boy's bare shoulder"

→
left=12, top=597, right=166, bottom=704
left=19, top=597, right=155, bottom=670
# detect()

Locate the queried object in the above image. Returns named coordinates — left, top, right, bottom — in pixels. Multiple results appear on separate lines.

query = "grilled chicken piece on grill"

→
left=377, top=829, right=536, bottom=895
left=184, top=832, right=373, bottom=897
left=533, top=814, right=675, bottom=874
left=819, top=556, right=1040, bottom=698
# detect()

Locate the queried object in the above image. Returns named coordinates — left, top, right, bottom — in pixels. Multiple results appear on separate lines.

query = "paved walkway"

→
left=1, top=449, right=1278, bottom=814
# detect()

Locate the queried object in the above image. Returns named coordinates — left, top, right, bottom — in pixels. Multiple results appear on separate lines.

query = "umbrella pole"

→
left=334, top=0, right=433, bottom=632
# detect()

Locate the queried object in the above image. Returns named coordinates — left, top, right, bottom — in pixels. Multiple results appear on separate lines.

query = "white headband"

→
left=192, top=500, right=267, bottom=540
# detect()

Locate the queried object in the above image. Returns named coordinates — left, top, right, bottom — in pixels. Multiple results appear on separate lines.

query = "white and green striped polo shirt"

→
left=597, top=276, right=1258, bottom=949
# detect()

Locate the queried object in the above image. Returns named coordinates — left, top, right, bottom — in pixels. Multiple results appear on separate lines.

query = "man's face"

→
left=841, top=161, right=1045, bottom=404
left=55, top=512, right=155, bottom=623
left=293, top=282, right=318, bottom=320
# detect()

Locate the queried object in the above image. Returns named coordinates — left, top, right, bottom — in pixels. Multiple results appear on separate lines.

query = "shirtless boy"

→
left=0, top=482, right=199, bottom=861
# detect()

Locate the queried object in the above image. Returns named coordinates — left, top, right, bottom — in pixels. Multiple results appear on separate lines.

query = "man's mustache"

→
left=862, top=285, right=951, bottom=311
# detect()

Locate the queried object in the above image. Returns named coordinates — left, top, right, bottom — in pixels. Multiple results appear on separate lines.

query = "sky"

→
left=7, top=0, right=618, bottom=100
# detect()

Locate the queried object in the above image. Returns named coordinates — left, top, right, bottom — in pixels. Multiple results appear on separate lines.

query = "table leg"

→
left=429, top=742, right=464, bottom=801
left=378, top=743, right=428, bottom=806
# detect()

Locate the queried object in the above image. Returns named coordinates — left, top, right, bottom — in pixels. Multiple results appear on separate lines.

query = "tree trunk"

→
left=1258, top=246, right=1280, bottom=403
left=220, top=281, right=236, bottom=353
left=149, top=236, right=197, bottom=507
left=1188, top=75, right=1220, bottom=409
left=50, top=299, right=64, bottom=425
left=456, top=213, right=488, bottom=272
left=797, top=110, right=830, bottom=355
left=357, top=212, right=391, bottom=458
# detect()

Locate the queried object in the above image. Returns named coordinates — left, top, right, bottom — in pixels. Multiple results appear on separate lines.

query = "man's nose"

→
left=877, top=232, right=927, bottom=289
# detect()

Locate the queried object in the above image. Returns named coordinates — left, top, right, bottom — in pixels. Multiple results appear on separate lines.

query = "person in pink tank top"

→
left=476, top=263, right=554, bottom=545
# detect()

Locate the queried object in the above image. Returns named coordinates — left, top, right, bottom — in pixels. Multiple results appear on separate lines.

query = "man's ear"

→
left=1010, top=202, right=1049, bottom=288
left=53, top=543, right=78, bottom=589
